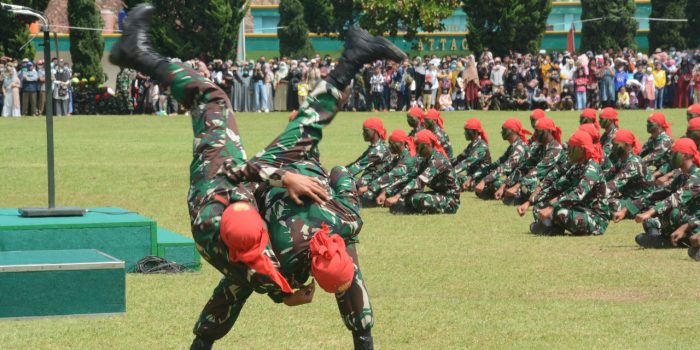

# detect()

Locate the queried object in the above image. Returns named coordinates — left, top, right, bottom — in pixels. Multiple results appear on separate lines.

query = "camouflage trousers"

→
left=391, top=192, right=460, bottom=215
left=643, top=207, right=699, bottom=236
left=533, top=205, right=609, bottom=235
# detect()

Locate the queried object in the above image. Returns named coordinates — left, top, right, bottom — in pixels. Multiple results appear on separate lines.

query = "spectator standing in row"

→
left=21, top=62, right=39, bottom=116
left=2, top=63, right=20, bottom=117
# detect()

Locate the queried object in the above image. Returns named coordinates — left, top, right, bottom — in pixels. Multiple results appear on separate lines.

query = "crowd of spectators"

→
left=3, top=47, right=700, bottom=117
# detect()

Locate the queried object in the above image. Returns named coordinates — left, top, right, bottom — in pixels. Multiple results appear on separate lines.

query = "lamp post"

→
left=2, top=3, right=85, bottom=217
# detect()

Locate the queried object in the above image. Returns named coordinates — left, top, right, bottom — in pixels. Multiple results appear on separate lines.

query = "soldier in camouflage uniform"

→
left=503, top=116, right=563, bottom=205
left=407, top=106, right=425, bottom=137
left=641, top=112, right=674, bottom=177
left=424, top=108, right=454, bottom=158
left=604, top=129, right=655, bottom=219
left=621, top=138, right=700, bottom=249
left=109, top=5, right=407, bottom=350
left=473, top=118, right=530, bottom=200
left=383, top=130, right=460, bottom=214
left=599, top=107, right=619, bottom=159
left=115, top=68, right=134, bottom=114
left=347, top=117, right=393, bottom=188
left=360, top=129, right=418, bottom=206
left=526, top=131, right=610, bottom=236
left=453, top=118, right=491, bottom=191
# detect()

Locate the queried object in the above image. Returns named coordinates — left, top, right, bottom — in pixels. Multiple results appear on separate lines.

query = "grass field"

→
left=0, top=108, right=697, bottom=349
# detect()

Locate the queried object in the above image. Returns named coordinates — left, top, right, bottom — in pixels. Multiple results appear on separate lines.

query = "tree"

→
left=68, top=0, right=105, bottom=81
left=301, top=0, right=459, bottom=41
left=462, top=0, right=552, bottom=57
left=279, top=0, right=315, bottom=58
left=649, top=0, right=687, bottom=52
left=146, top=0, right=246, bottom=61
left=580, top=0, right=637, bottom=52
left=687, top=0, right=700, bottom=48
left=0, top=0, right=50, bottom=59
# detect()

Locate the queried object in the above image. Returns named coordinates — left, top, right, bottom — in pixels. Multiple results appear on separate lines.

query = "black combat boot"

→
left=687, top=247, right=700, bottom=261
left=189, top=336, right=213, bottom=350
left=327, top=27, right=407, bottom=91
left=109, top=4, right=169, bottom=80
left=635, top=228, right=672, bottom=248
left=352, top=329, right=374, bottom=350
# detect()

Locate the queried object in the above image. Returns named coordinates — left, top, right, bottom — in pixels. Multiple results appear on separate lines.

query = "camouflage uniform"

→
left=165, top=61, right=354, bottom=341
left=451, top=137, right=491, bottom=190
left=532, top=159, right=610, bottom=235
left=628, top=165, right=700, bottom=235
left=472, top=138, right=529, bottom=198
left=347, top=140, right=393, bottom=188
left=362, top=147, right=419, bottom=203
left=408, top=125, right=425, bottom=137
left=505, top=140, right=563, bottom=202
left=600, top=126, right=619, bottom=159
left=604, top=152, right=655, bottom=215
left=388, top=150, right=460, bottom=214
left=429, top=127, right=454, bottom=159
left=640, top=132, right=673, bottom=173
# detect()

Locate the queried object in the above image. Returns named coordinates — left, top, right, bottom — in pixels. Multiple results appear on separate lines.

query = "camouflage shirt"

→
left=347, top=140, right=393, bottom=180
left=640, top=131, right=673, bottom=172
left=600, top=126, right=619, bottom=158
left=534, top=159, right=610, bottom=218
left=628, top=165, right=700, bottom=216
left=391, top=149, right=459, bottom=199
left=408, top=125, right=425, bottom=137
left=480, top=138, right=529, bottom=186
left=368, top=147, right=419, bottom=195
left=507, top=139, right=562, bottom=187
left=451, top=137, right=491, bottom=177
left=604, top=153, right=655, bottom=204
left=431, top=126, right=454, bottom=159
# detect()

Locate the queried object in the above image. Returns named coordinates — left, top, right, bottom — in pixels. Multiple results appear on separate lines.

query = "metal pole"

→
left=43, top=28, right=55, bottom=209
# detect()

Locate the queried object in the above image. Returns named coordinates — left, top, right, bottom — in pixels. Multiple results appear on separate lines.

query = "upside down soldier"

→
left=109, top=5, right=406, bottom=350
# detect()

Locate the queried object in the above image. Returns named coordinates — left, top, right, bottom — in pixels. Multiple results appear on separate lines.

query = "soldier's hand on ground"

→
left=358, top=186, right=369, bottom=195
left=282, top=172, right=329, bottom=205
left=462, top=181, right=470, bottom=191
left=474, top=181, right=485, bottom=194
left=538, top=206, right=554, bottom=221
left=635, top=210, right=654, bottom=224
left=494, top=187, right=504, bottom=200
left=385, top=194, right=400, bottom=207
left=612, top=208, right=628, bottom=223
left=670, top=227, right=687, bottom=247
left=516, top=202, right=530, bottom=217
left=375, top=192, right=387, bottom=206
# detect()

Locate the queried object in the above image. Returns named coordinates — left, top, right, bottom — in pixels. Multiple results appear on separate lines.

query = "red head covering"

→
left=580, top=108, right=600, bottom=130
left=389, top=129, right=416, bottom=156
left=688, top=118, right=700, bottom=132
left=464, top=118, right=489, bottom=144
left=309, top=224, right=355, bottom=293
left=415, top=129, right=448, bottom=157
left=599, top=107, right=619, bottom=128
left=648, top=112, right=673, bottom=138
left=534, top=117, right=562, bottom=144
left=688, top=104, right=700, bottom=116
left=577, top=123, right=601, bottom=144
left=425, top=108, right=444, bottom=129
left=407, top=106, right=425, bottom=123
left=363, top=117, right=387, bottom=140
left=530, top=109, right=546, bottom=121
left=220, top=202, right=293, bottom=294
left=502, top=118, right=532, bottom=143
left=288, top=110, right=298, bottom=121
left=613, top=129, right=642, bottom=155
left=568, top=130, right=603, bottom=163
left=671, top=138, right=700, bottom=167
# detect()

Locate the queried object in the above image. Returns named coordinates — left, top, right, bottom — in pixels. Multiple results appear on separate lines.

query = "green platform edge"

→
left=155, top=227, right=201, bottom=270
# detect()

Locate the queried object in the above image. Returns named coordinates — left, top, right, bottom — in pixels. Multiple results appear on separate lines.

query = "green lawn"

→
left=0, top=109, right=697, bottom=349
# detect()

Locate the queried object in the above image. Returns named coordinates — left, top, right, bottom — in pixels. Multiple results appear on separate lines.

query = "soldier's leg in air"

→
left=336, top=244, right=374, bottom=350
left=190, top=277, right=254, bottom=350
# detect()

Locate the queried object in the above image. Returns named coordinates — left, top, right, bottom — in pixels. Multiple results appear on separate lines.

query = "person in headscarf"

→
left=628, top=138, right=700, bottom=249
left=526, top=131, right=610, bottom=236
left=383, top=129, right=460, bottom=214
left=424, top=108, right=453, bottom=158
left=453, top=118, right=491, bottom=191
left=603, top=129, right=654, bottom=221
left=503, top=116, right=563, bottom=205
left=599, top=107, right=620, bottom=159
left=2, top=63, right=21, bottom=117
left=273, top=61, right=289, bottom=111
left=641, top=112, right=674, bottom=177
left=347, top=117, right=393, bottom=188
left=362, top=129, right=419, bottom=206
left=462, top=56, right=480, bottom=110
left=473, top=118, right=531, bottom=200
left=406, top=106, right=425, bottom=137
left=262, top=62, right=274, bottom=112
left=109, top=7, right=408, bottom=348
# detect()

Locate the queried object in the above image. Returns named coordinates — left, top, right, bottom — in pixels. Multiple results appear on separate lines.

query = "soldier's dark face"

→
left=688, top=113, right=699, bottom=121
left=530, top=118, right=538, bottom=129
left=501, top=128, right=511, bottom=141
left=407, top=115, right=419, bottom=128
left=388, top=141, right=403, bottom=155
left=646, top=122, right=657, bottom=134
left=363, top=127, right=373, bottom=142
left=568, top=146, right=585, bottom=164
left=416, top=142, right=432, bottom=158
left=425, top=119, right=435, bottom=130
left=688, top=130, right=700, bottom=145
left=534, top=129, right=548, bottom=143
left=611, top=142, right=627, bottom=161
left=465, top=129, right=478, bottom=141
left=579, top=117, right=594, bottom=125
left=671, top=151, right=687, bottom=169
left=599, top=119, right=610, bottom=129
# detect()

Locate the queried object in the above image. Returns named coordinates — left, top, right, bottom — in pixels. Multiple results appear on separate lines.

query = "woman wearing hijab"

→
left=463, top=56, right=480, bottom=110
left=274, top=61, right=289, bottom=111
left=673, top=57, right=692, bottom=108
left=2, top=64, right=20, bottom=117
